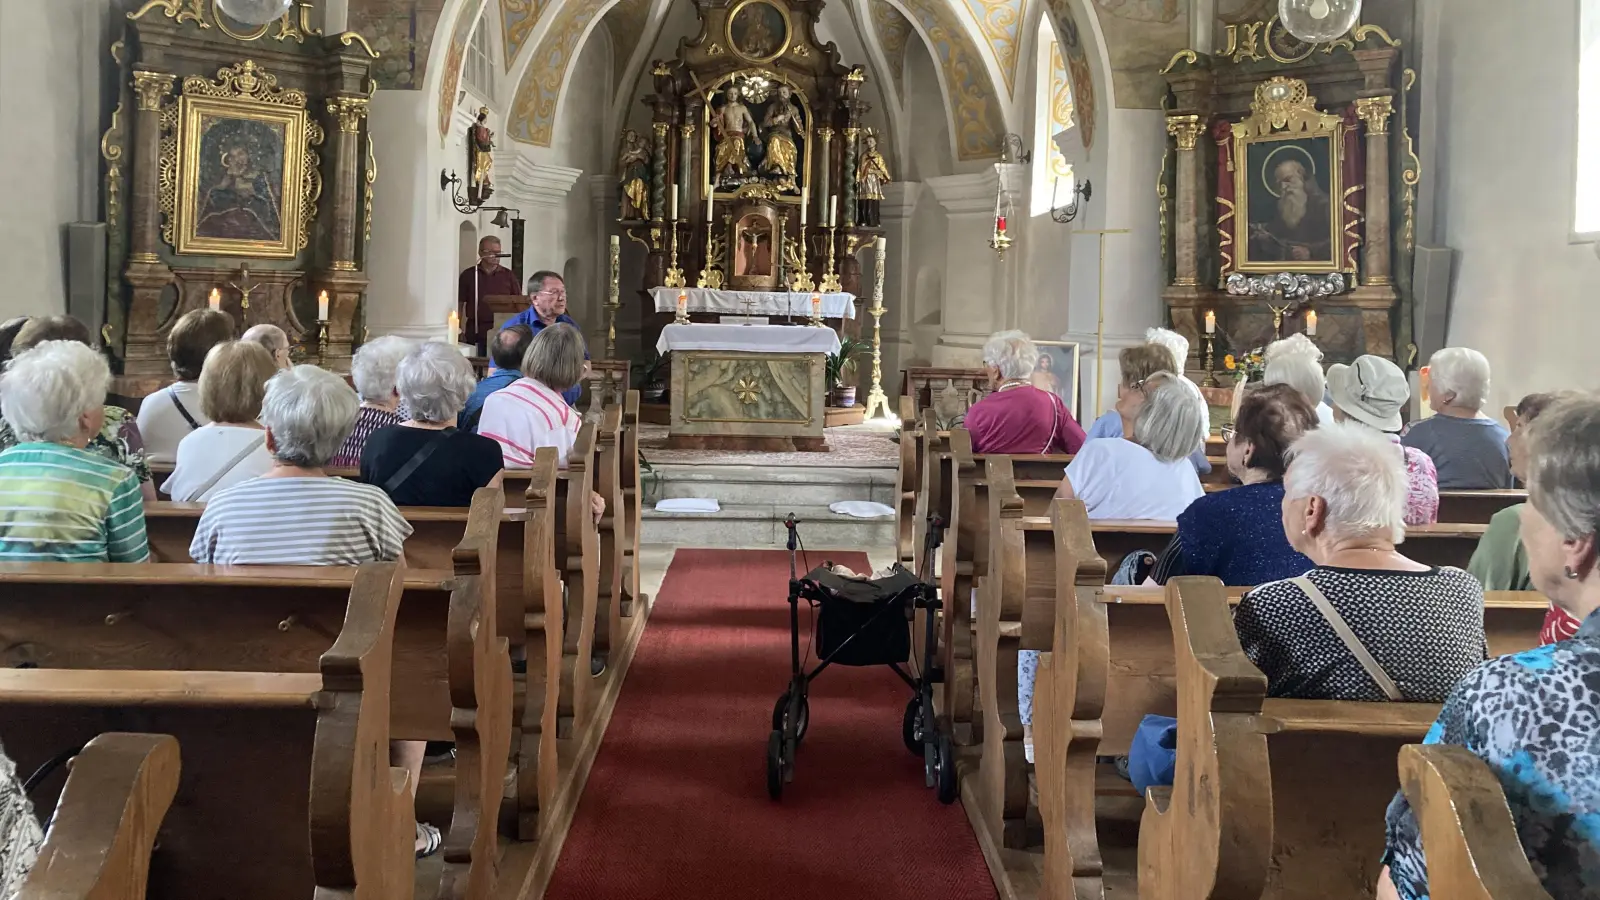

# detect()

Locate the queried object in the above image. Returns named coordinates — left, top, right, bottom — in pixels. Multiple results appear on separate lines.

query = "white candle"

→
left=1204, top=310, right=1215, bottom=335
left=448, top=309, right=460, bottom=344
left=670, top=189, right=679, bottom=222
left=800, top=186, right=809, bottom=226
left=705, top=193, right=714, bottom=223
left=317, top=290, right=330, bottom=322
left=208, top=288, right=221, bottom=311
left=828, top=195, right=837, bottom=228
left=1305, top=309, right=1318, bottom=336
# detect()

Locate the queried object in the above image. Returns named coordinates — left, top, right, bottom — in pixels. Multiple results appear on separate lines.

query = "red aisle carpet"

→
left=544, top=548, right=996, bottom=900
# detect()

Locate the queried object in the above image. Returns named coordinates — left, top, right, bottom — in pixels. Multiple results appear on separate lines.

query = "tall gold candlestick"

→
left=606, top=235, right=620, bottom=358
left=819, top=225, right=841, bottom=293
left=664, top=219, right=686, bottom=288
left=863, top=236, right=891, bottom=421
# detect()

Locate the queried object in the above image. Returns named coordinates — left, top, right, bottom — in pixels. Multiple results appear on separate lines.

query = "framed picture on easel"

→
left=1030, top=339, right=1081, bottom=418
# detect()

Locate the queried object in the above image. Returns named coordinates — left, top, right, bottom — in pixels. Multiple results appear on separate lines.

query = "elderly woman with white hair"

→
left=1235, top=422, right=1486, bottom=700
left=963, top=331, right=1085, bottom=454
left=1055, top=371, right=1208, bottom=519
left=1263, top=333, right=1335, bottom=424
left=362, top=342, right=504, bottom=507
left=1380, top=395, right=1600, bottom=900
left=0, top=341, right=149, bottom=563
left=1402, top=347, right=1512, bottom=489
left=330, top=335, right=415, bottom=468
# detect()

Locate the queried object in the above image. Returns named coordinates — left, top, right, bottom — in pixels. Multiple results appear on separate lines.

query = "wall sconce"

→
left=441, top=169, right=495, bottom=214
left=1050, top=176, right=1093, bottom=224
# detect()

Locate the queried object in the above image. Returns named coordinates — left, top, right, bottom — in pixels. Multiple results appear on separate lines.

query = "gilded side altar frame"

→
left=1230, top=77, right=1346, bottom=275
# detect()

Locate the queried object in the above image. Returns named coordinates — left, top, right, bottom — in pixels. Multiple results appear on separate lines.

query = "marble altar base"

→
left=668, top=348, right=829, bottom=452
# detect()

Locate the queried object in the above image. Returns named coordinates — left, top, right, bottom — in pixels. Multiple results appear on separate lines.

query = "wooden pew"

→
left=895, top=396, right=919, bottom=569
left=1076, top=520, right=1490, bottom=574
left=591, top=406, right=625, bottom=673
left=1437, top=490, right=1526, bottom=525
left=0, top=562, right=416, bottom=900
left=516, top=450, right=562, bottom=841
left=1138, top=576, right=1441, bottom=900
left=18, top=733, right=180, bottom=900
left=0, top=516, right=509, bottom=900
left=1397, top=745, right=1555, bottom=900
left=619, top=391, right=647, bottom=617
left=554, top=424, right=601, bottom=736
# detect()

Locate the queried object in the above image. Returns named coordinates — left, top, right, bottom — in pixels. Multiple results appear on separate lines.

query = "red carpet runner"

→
left=544, top=548, right=996, bottom=900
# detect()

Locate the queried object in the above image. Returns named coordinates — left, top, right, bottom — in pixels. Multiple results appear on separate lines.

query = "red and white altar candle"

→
left=811, top=292, right=821, bottom=318
left=317, top=290, right=330, bottom=322
left=677, top=290, right=688, bottom=314
left=208, top=288, right=221, bottom=311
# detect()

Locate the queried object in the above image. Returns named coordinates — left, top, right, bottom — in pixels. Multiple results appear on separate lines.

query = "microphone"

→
left=480, top=252, right=513, bottom=258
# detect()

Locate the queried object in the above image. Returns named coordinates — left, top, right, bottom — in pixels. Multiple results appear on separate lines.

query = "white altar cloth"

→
left=650, top=287, right=856, bottom=319
left=655, top=323, right=842, bottom=356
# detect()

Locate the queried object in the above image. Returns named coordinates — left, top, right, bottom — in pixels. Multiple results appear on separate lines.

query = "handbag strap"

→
left=1290, top=575, right=1403, bottom=701
left=381, top=428, right=455, bottom=495
left=1042, top=392, right=1061, bottom=454
left=189, top=434, right=266, bottom=499
left=167, top=386, right=201, bottom=431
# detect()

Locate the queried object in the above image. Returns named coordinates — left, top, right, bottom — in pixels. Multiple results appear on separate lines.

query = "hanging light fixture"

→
left=1278, top=0, right=1361, bottom=43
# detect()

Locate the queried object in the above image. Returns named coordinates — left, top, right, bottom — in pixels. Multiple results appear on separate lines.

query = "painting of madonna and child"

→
left=1242, top=135, right=1339, bottom=270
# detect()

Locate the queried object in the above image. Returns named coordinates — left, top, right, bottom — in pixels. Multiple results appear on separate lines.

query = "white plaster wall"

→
left=1429, top=0, right=1600, bottom=413
left=0, top=0, right=108, bottom=320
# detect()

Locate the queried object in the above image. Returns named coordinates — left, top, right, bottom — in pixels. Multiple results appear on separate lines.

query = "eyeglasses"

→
left=535, top=290, right=568, bottom=300
left=1220, top=424, right=1237, bottom=443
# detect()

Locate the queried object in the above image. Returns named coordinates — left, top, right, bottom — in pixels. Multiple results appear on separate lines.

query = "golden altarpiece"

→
left=1158, top=18, right=1420, bottom=374
left=618, top=0, right=883, bottom=352
left=104, top=0, right=377, bottom=397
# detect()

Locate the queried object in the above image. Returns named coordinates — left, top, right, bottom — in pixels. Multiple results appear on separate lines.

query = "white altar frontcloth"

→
left=655, top=323, right=842, bottom=356
left=650, top=287, right=856, bottom=319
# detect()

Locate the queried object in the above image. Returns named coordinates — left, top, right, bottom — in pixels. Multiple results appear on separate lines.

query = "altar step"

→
left=639, top=463, right=898, bottom=548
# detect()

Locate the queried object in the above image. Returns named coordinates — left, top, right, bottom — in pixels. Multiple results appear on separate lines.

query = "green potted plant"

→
left=825, top=337, right=868, bottom=408
left=636, top=350, right=669, bottom=404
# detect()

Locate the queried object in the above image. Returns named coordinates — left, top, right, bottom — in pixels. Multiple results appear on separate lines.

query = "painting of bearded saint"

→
left=1244, top=137, right=1335, bottom=268
left=195, top=116, right=286, bottom=243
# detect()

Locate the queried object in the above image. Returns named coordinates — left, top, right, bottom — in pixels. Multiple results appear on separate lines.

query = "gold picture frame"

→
left=163, top=60, right=323, bottom=258
left=1231, top=76, right=1346, bottom=274
left=725, top=0, right=792, bottom=65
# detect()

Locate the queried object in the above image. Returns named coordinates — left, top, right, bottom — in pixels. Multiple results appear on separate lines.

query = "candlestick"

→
left=674, top=289, right=690, bottom=325
left=208, top=288, right=221, bottom=311
left=819, top=224, right=841, bottom=292
left=318, top=320, right=329, bottom=364
left=863, top=236, right=892, bottom=421
left=317, top=290, right=330, bottom=322
left=663, top=210, right=685, bottom=288
left=1305, top=309, right=1318, bottom=336
left=1202, top=334, right=1219, bottom=388
left=1204, top=309, right=1215, bottom=335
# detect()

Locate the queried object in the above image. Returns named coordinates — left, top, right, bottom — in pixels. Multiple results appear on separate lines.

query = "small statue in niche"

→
left=713, top=86, right=760, bottom=184
left=760, top=85, right=804, bottom=186
left=467, top=107, right=495, bottom=203
left=616, top=129, right=651, bottom=220
left=855, top=131, right=891, bottom=226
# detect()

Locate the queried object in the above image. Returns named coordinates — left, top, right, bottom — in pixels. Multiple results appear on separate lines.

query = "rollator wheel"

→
left=771, top=691, right=810, bottom=745
left=902, top=697, right=924, bottom=757
left=766, top=730, right=784, bottom=800
left=935, top=731, right=958, bottom=805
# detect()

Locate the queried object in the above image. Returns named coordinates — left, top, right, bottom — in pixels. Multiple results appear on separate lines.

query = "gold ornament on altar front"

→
left=734, top=376, right=763, bottom=404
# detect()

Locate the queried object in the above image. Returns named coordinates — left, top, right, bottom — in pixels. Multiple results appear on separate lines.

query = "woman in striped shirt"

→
left=0, top=341, right=149, bottom=563
left=479, top=323, right=605, bottom=522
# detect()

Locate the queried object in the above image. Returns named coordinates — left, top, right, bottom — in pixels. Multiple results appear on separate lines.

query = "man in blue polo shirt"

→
left=503, top=270, right=589, bottom=406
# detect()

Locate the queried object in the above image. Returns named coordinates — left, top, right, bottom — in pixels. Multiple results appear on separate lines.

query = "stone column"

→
left=841, top=127, right=859, bottom=228
left=122, top=69, right=177, bottom=379
left=925, top=171, right=1004, bottom=366
left=1355, top=94, right=1395, bottom=286
left=1165, top=113, right=1205, bottom=288
left=325, top=95, right=368, bottom=270
left=676, top=122, right=693, bottom=217
left=816, top=127, right=834, bottom=224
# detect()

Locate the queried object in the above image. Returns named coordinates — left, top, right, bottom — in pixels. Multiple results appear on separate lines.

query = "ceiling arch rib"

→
left=499, top=0, right=552, bottom=72
left=1038, top=0, right=1099, bottom=149
left=888, top=0, right=1009, bottom=161
left=506, top=0, right=610, bottom=145
left=845, top=0, right=908, bottom=167
left=866, top=0, right=914, bottom=100
left=960, top=0, right=1025, bottom=95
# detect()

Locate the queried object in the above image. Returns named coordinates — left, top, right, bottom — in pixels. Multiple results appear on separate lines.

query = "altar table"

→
left=649, top=287, right=856, bottom=319
left=656, top=323, right=838, bottom=451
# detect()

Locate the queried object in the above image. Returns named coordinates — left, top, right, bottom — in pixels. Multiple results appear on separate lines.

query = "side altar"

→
left=657, top=323, right=838, bottom=452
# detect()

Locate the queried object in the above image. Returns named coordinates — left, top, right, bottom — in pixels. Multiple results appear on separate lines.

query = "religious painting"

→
left=170, top=65, right=316, bottom=259
left=726, top=0, right=791, bottom=64
left=1239, top=135, right=1339, bottom=271
left=1231, top=76, right=1347, bottom=274
left=1030, top=340, right=1081, bottom=417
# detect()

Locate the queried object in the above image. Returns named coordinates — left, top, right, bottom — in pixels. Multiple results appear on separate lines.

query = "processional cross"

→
left=227, top=263, right=265, bottom=311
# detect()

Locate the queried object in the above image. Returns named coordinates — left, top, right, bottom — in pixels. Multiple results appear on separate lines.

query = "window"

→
left=464, top=19, right=496, bottom=98
left=1576, top=0, right=1600, bottom=236
left=1031, top=18, right=1076, bottom=216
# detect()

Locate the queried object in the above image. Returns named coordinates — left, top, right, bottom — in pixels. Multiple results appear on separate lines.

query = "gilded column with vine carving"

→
left=326, top=95, right=368, bottom=270
left=129, top=69, right=174, bottom=264
left=650, top=122, right=669, bottom=223
left=1166, top=114, right=1205, bottom=287
left=1355, top=95, right=1395, bottom=285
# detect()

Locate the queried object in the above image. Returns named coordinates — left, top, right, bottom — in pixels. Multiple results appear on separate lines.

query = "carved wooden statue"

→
left=713, top=86, right=759, bottom=183
left=856, top=132, right=891, bottom=227
left=468, top=107, right=495, bottom=203
left=760, top=85, right=803, bottom=184
left=617, top=129, right=650, bottom=220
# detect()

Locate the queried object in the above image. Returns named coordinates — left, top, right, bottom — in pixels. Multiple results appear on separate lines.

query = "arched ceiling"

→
left=890, top=0, right=1008, bottom=159
left=959, top=0, right=1025, bottom=93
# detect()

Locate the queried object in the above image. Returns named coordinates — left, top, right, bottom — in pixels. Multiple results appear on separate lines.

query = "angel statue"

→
left=855, top=131, right=891, bottom=226
left=760, top=84, right=804, bottom=185
left=616, top=129, right=651, bottom=220
left=467, top=107, right=495, bottom=203
left=713, top=86, right=760, bottom=184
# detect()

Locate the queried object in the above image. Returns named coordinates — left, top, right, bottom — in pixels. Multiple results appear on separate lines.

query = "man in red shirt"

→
left=458, top=236, right=521, bottom=353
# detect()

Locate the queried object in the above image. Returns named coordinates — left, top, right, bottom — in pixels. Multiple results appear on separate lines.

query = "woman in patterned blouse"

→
left=330, top=335, right=415, bottom=468
left=1381, top=394, right=1600, bottom=900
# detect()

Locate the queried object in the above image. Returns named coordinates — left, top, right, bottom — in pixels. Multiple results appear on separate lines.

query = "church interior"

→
left=0, top=0, right=1596, bottom=898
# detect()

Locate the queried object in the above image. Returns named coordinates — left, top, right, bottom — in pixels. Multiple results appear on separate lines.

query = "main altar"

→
left=609, top=0, right=892, bottom=450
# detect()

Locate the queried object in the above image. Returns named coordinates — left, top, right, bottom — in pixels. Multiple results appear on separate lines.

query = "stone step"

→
left=644, top=463, right=898, bottom=507
left=641, top=502, right=896, bottom=549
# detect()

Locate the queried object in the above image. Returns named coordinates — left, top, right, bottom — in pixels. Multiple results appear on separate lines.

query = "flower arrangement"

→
left=1223, top=347, right=1267, bottom=382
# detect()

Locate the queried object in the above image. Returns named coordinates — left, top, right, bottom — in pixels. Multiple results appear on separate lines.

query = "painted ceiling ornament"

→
left=1277, top=0, right=1360, bottom=43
